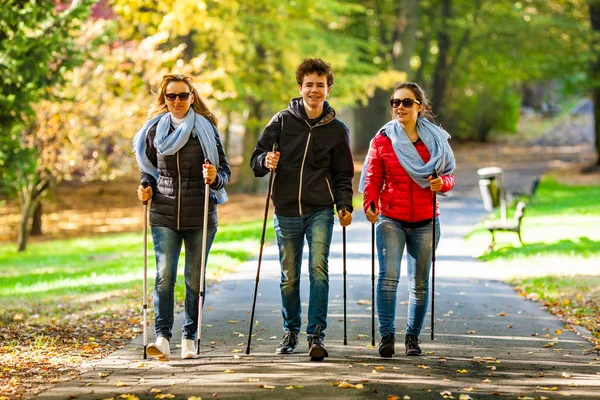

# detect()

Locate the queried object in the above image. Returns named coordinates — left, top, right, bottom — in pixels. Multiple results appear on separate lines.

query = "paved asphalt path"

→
left=36, top=168, right=600, bottom=399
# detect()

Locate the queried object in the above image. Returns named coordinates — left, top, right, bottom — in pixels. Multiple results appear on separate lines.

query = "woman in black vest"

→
left=133, top=74, right=230, bottom=360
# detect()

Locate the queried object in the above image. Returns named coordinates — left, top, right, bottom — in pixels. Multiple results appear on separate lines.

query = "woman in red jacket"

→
left=360, top=82, right=455, bottom=358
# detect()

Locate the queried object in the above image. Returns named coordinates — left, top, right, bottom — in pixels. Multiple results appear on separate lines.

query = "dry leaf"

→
left=459, top=395, right=473, bottom=400
left=232, top=349, right=242, bottom=353
left=463, top=387, right=474, bottom=392
left=373, top=366, right=385, bottom=371
left=156, top=395, right=175, bottom=399
left=224, top=369, right=234, bottom=374
left=258, top=384, right=275, bottom=389
left=497, top=312, right=506, bottom=317
left=285, top=386, right=294, bottom=390
left=544, top=342, right=558, bottom=348
left=456, top=369, right=468, bottom=374
left=115, top=381, right=128, bottom=387
left=555, top=329, right=563, bottom=335
left=561, top=372, right=571, bottom=378
left=150, top=389, right=161, bottom=394
left=386, top=396, right=400, bottom=400
left=517, top=397, right=534, bottom=400
left=482, top=378, right=491, bottom=383
left=418, top=365, right=430, bottom=369
left=98, top=373, right=108, bottom=378
left=228, top=320, right=238, bottom=324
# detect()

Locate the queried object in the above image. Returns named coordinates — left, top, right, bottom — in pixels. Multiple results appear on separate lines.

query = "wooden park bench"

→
left=484, top=201, right=527, bottom=250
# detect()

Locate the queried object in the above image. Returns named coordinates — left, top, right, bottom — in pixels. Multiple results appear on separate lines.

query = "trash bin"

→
left=477, top=167, right=503, bottom=212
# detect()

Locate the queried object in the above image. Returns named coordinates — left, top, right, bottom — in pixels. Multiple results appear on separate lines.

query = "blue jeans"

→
left=376, top=216, right=440, bottom=337
left=151, top=225, right=216, bottom=340
left=274, top=208, right=334, bottom=338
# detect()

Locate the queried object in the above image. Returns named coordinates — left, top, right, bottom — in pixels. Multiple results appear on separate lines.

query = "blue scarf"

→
left=359, top=118, right=456, bottom=197
left=132, top=111, right=228, bottom=204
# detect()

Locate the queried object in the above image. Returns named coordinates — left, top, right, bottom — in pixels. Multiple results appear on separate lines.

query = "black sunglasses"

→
left=165, top=92, right=192, bottom=101
left=390, top=98, right=421, bottom=108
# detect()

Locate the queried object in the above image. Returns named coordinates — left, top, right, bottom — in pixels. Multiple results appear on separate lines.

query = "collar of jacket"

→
left=287, top=97, right=336, bottom=127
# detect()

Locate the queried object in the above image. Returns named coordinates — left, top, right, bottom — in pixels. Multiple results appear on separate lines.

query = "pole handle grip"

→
left=142, top=180, right=149, bottom=205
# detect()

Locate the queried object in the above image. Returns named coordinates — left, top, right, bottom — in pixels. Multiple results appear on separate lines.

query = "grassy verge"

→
left=466, top=176, right=600, bottom=345
left=0, top=219, right=273, bottom=399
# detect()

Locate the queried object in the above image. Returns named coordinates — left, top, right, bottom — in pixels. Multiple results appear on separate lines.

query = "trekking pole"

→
left=141, top=180, right=149, bottom=359
left=197, top=159, right=212, bottom=355
left=431, top=171, right=438, bottom=341
left=342, top=205, right=347, bottom=346
left=246, top=143, right=278, bottom=355
left=370, top=201, right=376, bottom=347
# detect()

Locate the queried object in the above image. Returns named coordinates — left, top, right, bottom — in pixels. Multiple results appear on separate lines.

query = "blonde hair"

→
left=147, top=74, right=218, bottom=126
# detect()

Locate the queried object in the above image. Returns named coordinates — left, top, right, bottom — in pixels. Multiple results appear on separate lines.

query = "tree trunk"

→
left=431, top=0, right=452, bottom=125
left=237, top=99, right=263, bottom=193
left=30, top=201, right=42, bottom=236
left=589, top=0, right=600, bottom=166
left=17, top=195, right=40, bottom=252
left=393, top=0, right=420, bottom=79
left=353, top=88, right=391, bottom=154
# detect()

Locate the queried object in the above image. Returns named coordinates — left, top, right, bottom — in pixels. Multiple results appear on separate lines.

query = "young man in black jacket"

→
left=250, top=58, right=354, bottom=361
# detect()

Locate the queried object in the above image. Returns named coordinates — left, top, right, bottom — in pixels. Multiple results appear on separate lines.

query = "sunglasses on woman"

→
left=165, top=92, right=192, bottom=101
left=390, top=98, right=421, bottom=108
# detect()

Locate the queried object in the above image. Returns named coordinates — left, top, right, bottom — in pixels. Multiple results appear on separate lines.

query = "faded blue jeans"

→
left=274, top=208, right=334, bottom=338
left=376, top=216, right=440, bottom=337
left=151, top=226, right=216, bottom=341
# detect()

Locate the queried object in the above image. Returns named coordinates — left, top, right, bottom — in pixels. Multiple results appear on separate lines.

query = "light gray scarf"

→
left=359, top=118, right=455, bottom=197
left=132, top=111, right=228, bottom=204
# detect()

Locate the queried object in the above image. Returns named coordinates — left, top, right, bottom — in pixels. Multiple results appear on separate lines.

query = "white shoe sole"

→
left=181, top=351, right=198, bottom=359
left=147, top=345, right=169, bottom=361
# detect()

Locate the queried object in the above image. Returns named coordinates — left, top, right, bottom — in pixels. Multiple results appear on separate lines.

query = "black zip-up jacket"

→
left=250, top=98, right=354, bottom=217
left=140, top=122, right=231, bottom=230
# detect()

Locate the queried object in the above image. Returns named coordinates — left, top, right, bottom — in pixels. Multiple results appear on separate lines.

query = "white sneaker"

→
left=147, top=336, right=170, bottom=361
left=181, top=338, right=198, bottom=359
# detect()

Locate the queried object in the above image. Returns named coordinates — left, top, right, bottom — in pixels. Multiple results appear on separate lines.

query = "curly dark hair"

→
left=296, top=58, right=334, bottom=87
left=392, top=82, right=435, bottom=122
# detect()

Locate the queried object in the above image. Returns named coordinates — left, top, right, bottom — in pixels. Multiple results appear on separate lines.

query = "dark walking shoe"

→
left=307, top=325, right=328, bottom=361
left=275, top=331, right=299, bottom=354
left=378, top=333, right=396, bottom=358
left=405, top=334, right=422, bottom=356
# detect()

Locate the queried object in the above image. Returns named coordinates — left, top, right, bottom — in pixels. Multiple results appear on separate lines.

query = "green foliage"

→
left=0, top=0, right=95, bottom=131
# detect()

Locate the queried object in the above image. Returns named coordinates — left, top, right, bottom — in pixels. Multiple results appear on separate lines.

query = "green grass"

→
left=0, top=219, right=275, bottom=325
left=466, top=176, right=600, bottom=261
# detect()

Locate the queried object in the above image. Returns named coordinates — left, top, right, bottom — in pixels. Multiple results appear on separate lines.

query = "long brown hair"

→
left=392, top=82, right=435, bottom=122
left=147, top=74, right=218, bottom=126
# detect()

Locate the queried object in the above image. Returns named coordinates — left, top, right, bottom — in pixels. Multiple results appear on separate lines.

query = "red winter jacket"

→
left=362, top=132, right=455, bottom=222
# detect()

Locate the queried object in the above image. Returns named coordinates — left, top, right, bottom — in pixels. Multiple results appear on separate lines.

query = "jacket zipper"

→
left=298, top=122, right=312, bottom=216
left=324, top=177, right=334, bottom=202
left=177, top=151, right=181, bottom=230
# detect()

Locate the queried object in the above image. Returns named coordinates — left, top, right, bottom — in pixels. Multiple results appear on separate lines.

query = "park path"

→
left=34, top=104, right=600, bottom=399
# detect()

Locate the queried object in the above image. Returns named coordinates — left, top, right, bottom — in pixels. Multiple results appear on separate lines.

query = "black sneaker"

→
left=275, top=331, right=299, bottom=354
left=378, top=333, right=396, bottom=358
left=307, top=325, right=328, bottom=361
left=405, top=334, right=422, bottom=356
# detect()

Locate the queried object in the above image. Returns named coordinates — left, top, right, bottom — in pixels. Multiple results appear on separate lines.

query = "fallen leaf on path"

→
left=482, top=379, right=491, bottom=383
left=440, top=391, right=453, bottom=399
left=486, top=366, right=496, bottom=371
left=115, top=381, right=128, bottom=387
left=555, top=329, right=563, bottom=335
left=228, top=320, right=238, bottom=324
left=418, top=365, right=430, bottom=369
left=517, top=397, right=534, bottom=400
left=187, top=397, right=202, bottom=400
left=561, top=372, right=571, bottom=378
left=425, top=351, right=436, bottom=354
left=373, top=366, right=385, bottom=371
left=463, top=387, right=474, bottom=392
left=156, top=395, right=175, bottom=399
left=337, top=382, right=364, bottom=389
left=466, top=330, right=475, bottom=334
left=456, top=369, right=468, bottom=374
left=459, top=395, right=473, bottom=400
left=150, top=389, right=161, bottom=394
left=536, top=386, right=558, bottom=391
left=224, top=369, right=234, bottom=374
left=118, top=395, right=139, bottom=400
left=558, top=393, right=571, bottom=396
left=232, top=349, right=242, bottom=353
left=386, top=396, right=400, bottom=400
left=98, top=373, right=108, bottom=378
left=210, top=341, right=216, bottom=345
left=357, top=299, right=372, bottom=305
left=544, top=342, right=557, bottom=348
left=497, top=312, right=506, bottom=317
left=285, top=386, right=294, bottom=390
left=258, top=384, right=275, bottom=389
